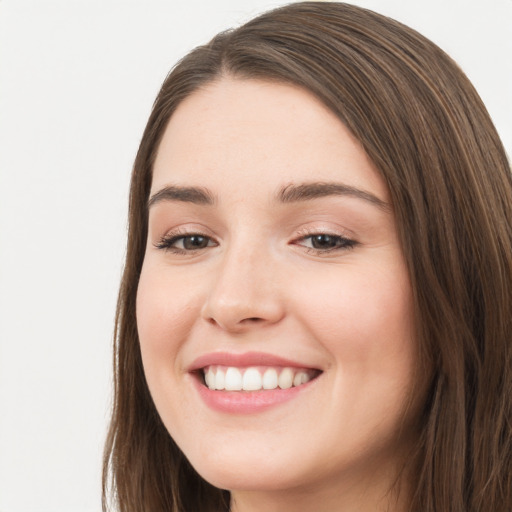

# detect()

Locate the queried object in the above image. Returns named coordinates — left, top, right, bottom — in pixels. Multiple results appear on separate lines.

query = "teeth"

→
left=243, top=367, right=262, bottom=391
left=278, top=368, right=293, bottom=389
left=293, top=371, right=308, bottom=387
left=215, top=368, right=225, bottom=390
left=205, top=367, right=215, bottom=388
left=262, top=368, right=278, bottom=390
left=203, top=366, right=315, bottom=392
left=225, top=367, right=242, bottom=391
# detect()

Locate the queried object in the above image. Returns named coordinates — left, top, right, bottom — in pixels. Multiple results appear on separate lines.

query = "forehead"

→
left=152, top=77, right=388, bottom=202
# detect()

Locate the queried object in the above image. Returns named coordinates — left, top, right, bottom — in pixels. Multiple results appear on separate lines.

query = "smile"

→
left=203, top=365, right=318, bottom=391
left=189, top=352, right=323, bottom=413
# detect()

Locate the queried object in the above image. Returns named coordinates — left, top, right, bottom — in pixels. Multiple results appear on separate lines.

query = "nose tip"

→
left=203, top=295, right=285, bottom=333
left=201, top=270, right=285, bottom=333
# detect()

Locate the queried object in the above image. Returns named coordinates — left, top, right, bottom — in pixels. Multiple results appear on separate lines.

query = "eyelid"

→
left=293, top=226, right=354, bottom=241
left=291, top=227, right=358, bottom=255
left=152, top=225, right=357, bottom=256
left=153, top=227, right=219, bottom=254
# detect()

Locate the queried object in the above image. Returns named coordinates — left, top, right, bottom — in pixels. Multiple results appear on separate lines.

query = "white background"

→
left=0, top=1, right=510, bottom=511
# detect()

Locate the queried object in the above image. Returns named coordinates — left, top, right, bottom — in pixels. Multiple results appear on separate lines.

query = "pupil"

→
left=184, top=235, right=207, bottom=249
left=312, top=234, right=338, bottom=249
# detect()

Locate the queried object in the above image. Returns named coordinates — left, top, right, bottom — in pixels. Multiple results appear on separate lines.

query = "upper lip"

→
left=188, top=351, right=321, bottom=372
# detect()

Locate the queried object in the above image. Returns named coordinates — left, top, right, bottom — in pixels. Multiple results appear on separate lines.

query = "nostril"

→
left=207, top=315, right=266, bottom=331
left=243, top=317, right=265, bottom=324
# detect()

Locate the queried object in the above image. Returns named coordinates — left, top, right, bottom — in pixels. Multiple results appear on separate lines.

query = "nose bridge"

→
left=201, top=233, right=284, bottom=331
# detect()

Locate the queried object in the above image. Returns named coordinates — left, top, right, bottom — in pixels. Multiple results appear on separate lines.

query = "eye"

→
left=155, top=232, right=217, bottom=253
left=294, top=232, right=357, bottom=254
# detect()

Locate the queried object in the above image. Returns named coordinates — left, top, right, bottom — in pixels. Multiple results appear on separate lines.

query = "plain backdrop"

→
left=0, top=1, right=510, bottom=511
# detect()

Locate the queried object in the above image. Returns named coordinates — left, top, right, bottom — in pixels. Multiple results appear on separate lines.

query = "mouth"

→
left=201, top=365, right=321, bottom=392
left=189, top=352, right=323, bottom=413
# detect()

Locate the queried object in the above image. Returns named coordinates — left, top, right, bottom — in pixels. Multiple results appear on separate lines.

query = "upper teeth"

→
left=203, top=365, right=314, bottom=391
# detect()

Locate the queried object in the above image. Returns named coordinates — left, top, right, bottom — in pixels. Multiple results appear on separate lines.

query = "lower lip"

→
left=192, top=374, right=317, bottom=414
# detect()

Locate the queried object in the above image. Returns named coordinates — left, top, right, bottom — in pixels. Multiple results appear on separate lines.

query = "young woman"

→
left=103, top=2, right=512, bottom=511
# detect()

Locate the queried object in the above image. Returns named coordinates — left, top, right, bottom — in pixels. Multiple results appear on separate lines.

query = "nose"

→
left=201, top=242, right=286, bottom=333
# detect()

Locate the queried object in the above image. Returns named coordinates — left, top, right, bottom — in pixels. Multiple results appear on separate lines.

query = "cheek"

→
left=292, top=261, right=417, bottom=448
left=136, top=264, right=206, bottom=431
left=294, top=259, right=415, bottom=369
left=136, top=265, right=199, bottom=371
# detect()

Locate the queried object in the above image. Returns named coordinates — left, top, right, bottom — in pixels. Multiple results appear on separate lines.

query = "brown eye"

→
left=182, top=235, right=210, bottom=250
left=310, top=234, right=342, bottom=250
left=294, top=232, right=357, bottom=254
left=155, top=233, right=217, bottom=253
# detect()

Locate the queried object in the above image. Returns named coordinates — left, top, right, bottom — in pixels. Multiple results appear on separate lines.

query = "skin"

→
left=137, top=77, right=418, bottom=512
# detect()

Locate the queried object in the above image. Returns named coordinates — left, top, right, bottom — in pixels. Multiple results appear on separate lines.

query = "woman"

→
left=103, top=2, right=512, bottom=511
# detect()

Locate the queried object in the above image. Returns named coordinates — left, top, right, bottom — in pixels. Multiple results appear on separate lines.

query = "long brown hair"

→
left=103, top=2, right=512, bottom=511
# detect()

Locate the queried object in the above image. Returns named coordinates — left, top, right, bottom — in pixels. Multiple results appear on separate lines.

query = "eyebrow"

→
left=147, top=181, right=390, bottom=212
left=277, top=182, right=391, bottom=212
left=148, top=185, right=216, bottom=208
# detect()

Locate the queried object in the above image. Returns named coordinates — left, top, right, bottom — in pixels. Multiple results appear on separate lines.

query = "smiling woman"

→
left=102, top=3, right=512, bottom=512
left=137, top=79, right=416, bottom=508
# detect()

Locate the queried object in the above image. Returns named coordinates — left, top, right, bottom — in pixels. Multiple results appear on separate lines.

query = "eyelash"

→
left=154, top=229, right=357, bottom=256
left=154, top=230, right=216, bottom=255
left=292, top=229, right=357, bottom=255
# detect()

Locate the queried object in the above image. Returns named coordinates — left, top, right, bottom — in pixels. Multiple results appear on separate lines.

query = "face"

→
left=137, top=78, right=417, bottom=501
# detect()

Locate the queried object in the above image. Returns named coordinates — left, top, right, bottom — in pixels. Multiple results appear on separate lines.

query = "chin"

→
left=198, top=464, right=301, bottom=493
left=185, top=441, right=310, bottom=492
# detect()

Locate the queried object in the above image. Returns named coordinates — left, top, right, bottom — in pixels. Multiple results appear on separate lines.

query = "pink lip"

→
left=188, top=351, right=318, bottom=371
left=188, top=351, right=321, bottom=414
left=192, top=375, right=318, bottom=414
